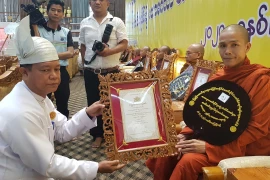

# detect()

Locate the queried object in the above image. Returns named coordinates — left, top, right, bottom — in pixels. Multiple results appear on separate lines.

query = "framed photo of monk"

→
left=183, top=59, right=218, bottom=102
left=98, top=71, right=177, bottom=163
left=161, top=54, right=173, bottom=70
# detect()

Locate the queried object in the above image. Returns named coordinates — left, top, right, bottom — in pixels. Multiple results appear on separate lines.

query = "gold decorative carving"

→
left=161, top=53, right=177, bottom=81
left=151, top=51, right=157, bottom=68
left=98, top=71, right=178, bottom=163
left=0, top=67, right=22, bottom=86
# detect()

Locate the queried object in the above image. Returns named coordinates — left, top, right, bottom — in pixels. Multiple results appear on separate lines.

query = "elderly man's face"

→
left=134, top=49, right=140, bottom=57
left=156, top=47, right=168, bottom=61
left=185, top=46, right=200, bottom=62
left=140, top=49, right=147, bottom=58
left=218, top=30, right=251, bottom=68
left=22, top=60, right=61, bottom=98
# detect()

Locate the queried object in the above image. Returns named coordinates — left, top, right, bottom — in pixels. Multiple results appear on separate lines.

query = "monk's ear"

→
left=197, top=52, right=202, bottom=58
left=245, top=42, right=251, bottom=53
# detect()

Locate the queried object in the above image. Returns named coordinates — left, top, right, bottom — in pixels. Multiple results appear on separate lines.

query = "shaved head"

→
left=143, top=46, right=151, bottom=52
left=222, top=24, right=250, bottom=43
left=186, top=43, right=204, bottom=62
left=160, top=45, right=171, bottom=55
left=188, top=43, right=205, bottom=57
left=156, top=45, right=171, bottom=61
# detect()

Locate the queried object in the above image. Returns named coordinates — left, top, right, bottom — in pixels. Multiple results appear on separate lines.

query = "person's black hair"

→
left=20, top=64, right=33, bottom=71
left=47, top=0, right=65, bottom=12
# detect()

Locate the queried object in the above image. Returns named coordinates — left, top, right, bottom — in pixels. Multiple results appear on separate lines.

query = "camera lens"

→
left=96, top=41, right=104, bottom=51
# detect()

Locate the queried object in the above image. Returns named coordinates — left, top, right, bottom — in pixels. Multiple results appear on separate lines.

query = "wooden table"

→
left=227, top=167, right=270, bottom=180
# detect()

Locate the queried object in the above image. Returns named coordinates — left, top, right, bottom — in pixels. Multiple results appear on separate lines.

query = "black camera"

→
left=92, top=24, right=114, bottom=52
left=21, top=0, right=47, bottom=25
left=92, top=40, right=105, bottom=52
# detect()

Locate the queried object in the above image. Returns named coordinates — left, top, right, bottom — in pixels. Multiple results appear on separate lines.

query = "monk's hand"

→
left=176, top=139, right=206, bottom=154
left=177, top=134, right=187, bottom=142
left=171, top=134, right=188, bottom=158
left=86, top=101, right=105, bottom=117
left=98, top=160, right=125, bottom=173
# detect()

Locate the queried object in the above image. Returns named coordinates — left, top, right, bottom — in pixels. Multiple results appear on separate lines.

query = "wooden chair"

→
left=202, top=156, right=270, bottom=180
left=0, top=65, right=22, bottom=100
left=0, top=65, right=6, bottom=75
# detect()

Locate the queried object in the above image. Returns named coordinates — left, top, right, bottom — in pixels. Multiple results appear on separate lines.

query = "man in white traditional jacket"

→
left=0, top=16, right=124, bottom=180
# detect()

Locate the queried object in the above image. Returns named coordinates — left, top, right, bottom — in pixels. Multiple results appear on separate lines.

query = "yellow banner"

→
left=126, top=0, right=270, bottom=67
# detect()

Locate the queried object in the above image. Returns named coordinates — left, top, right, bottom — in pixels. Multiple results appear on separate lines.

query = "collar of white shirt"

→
left=88, top=11, right=113, bottom=24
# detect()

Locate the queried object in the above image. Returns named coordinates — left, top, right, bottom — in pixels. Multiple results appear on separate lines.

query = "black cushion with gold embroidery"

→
left=183, top=80, right=251, bottom=146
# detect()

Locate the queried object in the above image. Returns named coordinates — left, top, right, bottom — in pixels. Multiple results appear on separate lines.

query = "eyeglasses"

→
left=185, top=52, right=198, bottom=56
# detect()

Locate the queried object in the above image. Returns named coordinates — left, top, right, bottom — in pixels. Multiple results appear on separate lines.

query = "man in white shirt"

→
left=0, top=16, right=124, bottom=180
left=79, top=0, right=128, bottom=148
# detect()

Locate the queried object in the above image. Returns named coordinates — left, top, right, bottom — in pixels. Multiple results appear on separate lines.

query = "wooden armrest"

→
left=202, top=167, right=224, bottom=180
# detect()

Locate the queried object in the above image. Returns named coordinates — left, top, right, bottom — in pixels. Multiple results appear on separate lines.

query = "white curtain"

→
left=0, top=0, right=6, bottom=22
left=72, top=0, right=89, bottom=23
left=0, top=0, right=19, bottom=22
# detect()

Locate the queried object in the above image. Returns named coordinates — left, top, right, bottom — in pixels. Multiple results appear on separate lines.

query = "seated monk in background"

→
left=180, top=43, right=204, bottom=74
left=155, top=45, right=171, bottom=70
left=146, top=24, right=270, bottom=180
left=129, top=48, right=141, bottom=66
left=132, top=48, right=141, bottom=59
left=139, top=46, right=151, bottom=65
left=169, top=44, right=205, bottom=100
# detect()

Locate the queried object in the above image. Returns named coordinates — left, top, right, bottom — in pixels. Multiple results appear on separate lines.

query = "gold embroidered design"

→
left=189, top=86, right=241, bottom=131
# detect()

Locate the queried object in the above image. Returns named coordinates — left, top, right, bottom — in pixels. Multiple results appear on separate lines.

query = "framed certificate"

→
left=161, top=54, right=173, bottom=70
left=184, top=59, right=218, bottom=102
left=98, top=71, right=177, bottom=163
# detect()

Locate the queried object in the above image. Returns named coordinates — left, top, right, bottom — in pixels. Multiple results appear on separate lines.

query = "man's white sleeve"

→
left=54, top=108, right=97, bottom=143
left=4, top=113, right=98, bottom=179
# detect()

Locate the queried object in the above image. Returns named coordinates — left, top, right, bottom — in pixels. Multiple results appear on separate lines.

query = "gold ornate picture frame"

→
left=183, top=59, right=218, bottom=102
left=98, top=71, right=178, bottom=163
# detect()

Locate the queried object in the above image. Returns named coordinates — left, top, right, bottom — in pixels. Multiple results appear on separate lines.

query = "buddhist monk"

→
left=156, top=45, right=171, bottom=70
left=146, top=24, right=270, bottom=180
left=129, top=48, right=141, bottom=66
left=139, top=46, right=151, bottom=65
left=132, top=48, right=141, bottom=59
left=180, top=43, right=204, bottom=74
left=140, top=46, right=151, bottom=57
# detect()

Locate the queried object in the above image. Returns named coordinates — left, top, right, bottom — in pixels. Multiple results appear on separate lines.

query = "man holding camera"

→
left=38, top=0, right=74, bottom=118
left=79, top=0, right=128, bottom=148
